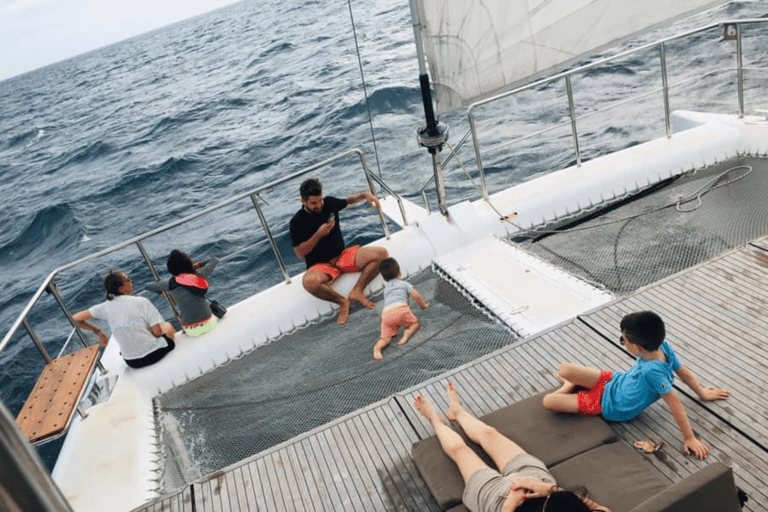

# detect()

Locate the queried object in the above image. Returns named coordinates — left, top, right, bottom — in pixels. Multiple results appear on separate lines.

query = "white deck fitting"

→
left=434, top=237, right=612, bottom=335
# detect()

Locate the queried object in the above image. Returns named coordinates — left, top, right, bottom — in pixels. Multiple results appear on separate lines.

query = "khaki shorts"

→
left=462, top=453, right=555, bottom=512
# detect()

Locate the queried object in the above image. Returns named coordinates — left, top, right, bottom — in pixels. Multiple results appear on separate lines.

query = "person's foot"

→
left=349, top=289, right=375, bottom=309
left=397, top=336, right=410, bottom=346
left=414, top=395, right=444, bottom=425
left=373, top=349, right=383, bottom=360
left=336, top=298, right=350, bottom=325
left=445, top=382, right=463, bottom=421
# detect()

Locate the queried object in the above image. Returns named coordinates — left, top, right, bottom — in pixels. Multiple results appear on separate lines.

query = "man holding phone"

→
left=290, top=178, right=388, bottom=325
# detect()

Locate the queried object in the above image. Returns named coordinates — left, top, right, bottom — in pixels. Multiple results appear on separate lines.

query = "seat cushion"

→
left=550, top=442, right=670, bottom=512
left=412, top=391, right=618, bottom=510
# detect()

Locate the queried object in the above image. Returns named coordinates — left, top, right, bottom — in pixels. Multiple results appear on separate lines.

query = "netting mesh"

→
left=519, top=157, right=768, bottom=294
left=154, top=268, right=516, bottom=490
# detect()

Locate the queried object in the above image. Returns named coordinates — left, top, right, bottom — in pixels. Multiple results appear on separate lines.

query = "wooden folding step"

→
left=16, top=344, right=101, bottom=444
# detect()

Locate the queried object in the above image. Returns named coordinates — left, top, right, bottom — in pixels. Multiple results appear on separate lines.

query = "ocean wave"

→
left=0, top=204, right=85, bottom=267
left=101, top=156, right=203, bottom=199
left=345, top=85, right=420, bottom=117
left=3, top=127, right=46, bottom=149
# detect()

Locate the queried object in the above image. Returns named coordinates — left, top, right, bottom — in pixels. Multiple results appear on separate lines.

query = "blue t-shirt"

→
left=383, top=279, right=413, bottom=308
left=601, top=340, right=682, bottom=422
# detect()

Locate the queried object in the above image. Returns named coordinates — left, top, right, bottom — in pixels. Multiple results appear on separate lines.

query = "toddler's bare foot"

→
left=445, top=382, right=463, bottom=421
left=414, top=395, right=444, bottom=425
left=373, top=349, right=383, bottom=360
left=336, top=298, right=350, bottom=325
left=397, top=336, right=410, bottom=346
left=349, top=290, right=375, bottom=309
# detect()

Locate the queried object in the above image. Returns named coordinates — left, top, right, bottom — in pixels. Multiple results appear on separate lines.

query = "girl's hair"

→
left=167, top=249, right=196, bottom=276
left=104, top=269, right=126, bottom=300
left=514, top=488, right=592, bottom=512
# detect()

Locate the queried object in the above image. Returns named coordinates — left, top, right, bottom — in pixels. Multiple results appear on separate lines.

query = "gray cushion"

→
left=411, top=392, right=618, bottom=510
left=627, top=462, right=741, bottom=512
left=479, top=391, right=618, bottom=467
left=550, top=441, right=670, bottom=512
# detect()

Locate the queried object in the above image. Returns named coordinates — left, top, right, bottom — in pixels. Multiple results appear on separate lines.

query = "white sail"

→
left=415, top=0, right=725, bottom=115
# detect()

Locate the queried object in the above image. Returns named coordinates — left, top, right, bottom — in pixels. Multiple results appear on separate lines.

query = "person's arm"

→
left=195, top=257, right=220, bottom=278
left=144, top=280, right=170, bottom=293
left=675, top=366, right=730, bottom=401
left=293, top=218, right=335, bottom=259
left=661, top=390, right=708, bottom=459
left=345, top=190, right=380, bottom=209
left=410, top=288, right=429, bottom=309
left=73, top=310, right=109, bottom=346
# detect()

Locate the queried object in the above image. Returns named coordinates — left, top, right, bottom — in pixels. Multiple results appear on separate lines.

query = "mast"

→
left=408, top=0, right=449, bottom=216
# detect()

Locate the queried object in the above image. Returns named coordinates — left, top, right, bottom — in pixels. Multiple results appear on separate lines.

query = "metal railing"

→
left=421, top=18, right=768, bottom=203
left=0, top=148, right=404, bottom=372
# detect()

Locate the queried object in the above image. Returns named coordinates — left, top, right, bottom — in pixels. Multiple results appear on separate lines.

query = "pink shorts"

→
left=309, top=245, right=361, bottom=281
left=577, top=370, right=613, bottom=416
left=380, top=304, right=418, bottom=338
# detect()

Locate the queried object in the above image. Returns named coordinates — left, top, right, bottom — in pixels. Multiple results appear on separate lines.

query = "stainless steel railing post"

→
left=136, top=240, right=183, bottom=328
left=565, top=75, right=582, bottom=167
left=467, top=107, right=489, bottom=200
left=22, top=319, right=52, bottom=364
left=250, top=193, right=291, bottom=284
left=660, top=42, right=672, bottom=137
left=736, top=22, right=744, bottom=118
left=357, top=149, right=393, bottom=237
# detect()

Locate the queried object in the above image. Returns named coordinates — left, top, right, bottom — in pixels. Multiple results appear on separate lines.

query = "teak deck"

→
left=133, top=239, right=768, bottom=512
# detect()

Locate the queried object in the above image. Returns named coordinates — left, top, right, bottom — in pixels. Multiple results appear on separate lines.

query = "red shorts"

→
left=309, top=245, right=361, bottom=281
left=380, top=304, right=418, bottom=338
left=577, top=370, right=613, bottom=416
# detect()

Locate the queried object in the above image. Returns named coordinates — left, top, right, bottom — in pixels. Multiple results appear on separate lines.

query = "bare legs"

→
left=373, top=318, right=419, bottom=360
left=302, top=245, right=388, bottom=325
left=542, top=362, right=603, bottom=413
left=349, top=246, right=388, bottom=308
left=302, top=270, right=351, bottom=324
left=413, top=383, right=527, bottom=484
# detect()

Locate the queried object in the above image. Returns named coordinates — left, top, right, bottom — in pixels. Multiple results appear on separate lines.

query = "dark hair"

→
left=104, top=269, right=126, bottom=300
left=515, top=489, right=592, bottom=512
left=379, top=257, right=400, bottom=281
left=300, top=178, right=322, bottom=199
left=167, top=249, right=197, bottom=276
left=620, top=310, right=665, bottom=351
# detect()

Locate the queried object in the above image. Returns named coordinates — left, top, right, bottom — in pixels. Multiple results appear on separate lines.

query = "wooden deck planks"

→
left=135, top=242, right=768, bottom=512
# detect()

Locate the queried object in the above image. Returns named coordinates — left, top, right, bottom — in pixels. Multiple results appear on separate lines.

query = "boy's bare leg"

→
left=414, top=394, right=488, bottom=484
left=397, top=321, right=419, bottom=346
left=349, top=246, right=388, bottom=309
left=542, top=363, right=602, bottom=413
left=445, top=382, right=526, bottom=471
left=303, top=270, right=351, bottom=324
left=373, top=336, right=392, bottom=360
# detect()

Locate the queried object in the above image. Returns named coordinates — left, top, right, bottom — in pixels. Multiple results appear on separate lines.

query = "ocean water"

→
left=1, top=0, right=766, bottom=469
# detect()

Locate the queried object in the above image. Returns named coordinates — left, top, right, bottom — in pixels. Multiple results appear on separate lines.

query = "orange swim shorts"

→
left=380, top=304, right=418, bottom=338
left=309, top=245, right=361, bottom=281
left=577, top=370, right=613, bottom=416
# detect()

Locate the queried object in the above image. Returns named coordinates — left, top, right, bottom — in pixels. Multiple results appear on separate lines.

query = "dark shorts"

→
left=124, top=335, right=175, bottom=369
left=577, top=370, right=613, bottom=416
left=309, top=245, right=361, bottom=281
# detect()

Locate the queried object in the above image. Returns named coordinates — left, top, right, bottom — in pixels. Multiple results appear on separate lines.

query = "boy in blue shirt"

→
left=543, top=311, right=729, bottom=459
left=373, top=257, right=429, bottom=360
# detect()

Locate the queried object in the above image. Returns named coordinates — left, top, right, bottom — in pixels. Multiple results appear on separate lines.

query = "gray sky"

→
left=0, top=0, right=242, bottom=81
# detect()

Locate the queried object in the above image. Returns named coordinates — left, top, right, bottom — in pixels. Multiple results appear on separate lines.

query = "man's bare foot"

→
left=445, top=382, right=463, bottom=421
left=349, top=289, right=375, bottom=309
left=373, top=349, right=383, bottom=360
left=336, top=298, right=350, bottom=325
left=414, top=395, right=444, bottom=425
